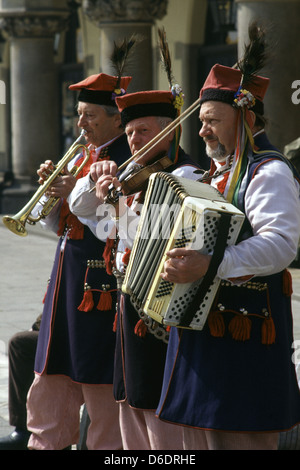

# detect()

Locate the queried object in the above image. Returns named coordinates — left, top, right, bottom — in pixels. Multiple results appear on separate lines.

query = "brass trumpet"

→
left=2, top=130, right=90, bottom=237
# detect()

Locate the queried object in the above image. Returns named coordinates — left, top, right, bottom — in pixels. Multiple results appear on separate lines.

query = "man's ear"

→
left=114, top=113, right=122, bottom=128
left=168, top=129, right=175, bottom=143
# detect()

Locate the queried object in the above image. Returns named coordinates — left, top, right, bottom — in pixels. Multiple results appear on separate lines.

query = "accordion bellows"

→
left=122, top=172, right=245, bottom=330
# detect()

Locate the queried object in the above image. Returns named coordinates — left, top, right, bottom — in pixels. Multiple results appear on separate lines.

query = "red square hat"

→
left=69, top=73, right=132, bottom=107
left=115, top=90, right=178, bottom=127
left=200, top=64, right=269, bottom=115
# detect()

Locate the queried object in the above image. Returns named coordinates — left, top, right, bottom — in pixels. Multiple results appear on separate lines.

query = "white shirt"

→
left=213, top=158, right=300, bottom=279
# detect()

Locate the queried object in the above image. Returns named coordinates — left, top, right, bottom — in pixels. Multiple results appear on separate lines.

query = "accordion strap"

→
left=179, top=212, right=232, bottom=328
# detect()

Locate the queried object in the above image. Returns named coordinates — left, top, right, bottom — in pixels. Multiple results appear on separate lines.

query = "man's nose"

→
left=130, top=131, right=142, bottom=146
left=199, top=122, right=211, bottom=137
left=77, top=114, right=86, bottom=127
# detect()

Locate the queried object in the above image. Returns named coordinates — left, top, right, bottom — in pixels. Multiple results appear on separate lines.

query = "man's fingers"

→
left=166, top=248, right=193, bottom=259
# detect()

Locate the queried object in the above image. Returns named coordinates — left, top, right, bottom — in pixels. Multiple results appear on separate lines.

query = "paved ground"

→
left=0, top=220, right=57, bottom=437
left=0, top=218, right=300, bottom=445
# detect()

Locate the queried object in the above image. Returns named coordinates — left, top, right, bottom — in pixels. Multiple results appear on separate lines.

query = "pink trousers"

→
left=119, top=402, right=279, bottom=450
left=27, top=374, right=122, bottom=450
left=119, top=401, right=184, bottom=450
left=182, top=426, right=279, bottom=450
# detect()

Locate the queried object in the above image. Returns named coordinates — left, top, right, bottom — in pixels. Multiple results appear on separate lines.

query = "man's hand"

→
left=37, top=161, right=76, bottom=199
left=90, top=160, right=118, bottom=182
left=92, top=161, right=121, bottom=204
left=161, top=248, right=212, bottom=284
left=37, top=160, right=55, bottom=184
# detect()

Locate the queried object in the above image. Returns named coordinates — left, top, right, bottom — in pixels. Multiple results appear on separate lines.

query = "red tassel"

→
left=113, top=312, right=118, bottom=332
left=122, top=248, right=131, bottom=265
left=228, top=314, right=251, bottom=341
left=208, top=311, right=225, bottom=337
left=78, top=288, right=94, bottom=312
left=261, top=316, right=276, bottom=345
left=134, top=319, right=148, bottom=338
left=97, top=291, right=112, bottom=311
left=282, top=269, right=293, bottom=297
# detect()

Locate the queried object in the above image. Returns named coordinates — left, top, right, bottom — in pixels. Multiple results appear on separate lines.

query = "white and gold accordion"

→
left=122, top=172, right=245, bottom=330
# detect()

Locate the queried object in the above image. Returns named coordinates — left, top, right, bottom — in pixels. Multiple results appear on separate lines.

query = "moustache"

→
left=204, top=135, right=217, bottom=142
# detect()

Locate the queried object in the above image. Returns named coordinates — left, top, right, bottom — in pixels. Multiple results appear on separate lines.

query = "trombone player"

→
left=26, top=72, right=132, bottom=450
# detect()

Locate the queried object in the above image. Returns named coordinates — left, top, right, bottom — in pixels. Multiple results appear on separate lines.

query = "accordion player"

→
left=122, top=171, right=245, bottom=331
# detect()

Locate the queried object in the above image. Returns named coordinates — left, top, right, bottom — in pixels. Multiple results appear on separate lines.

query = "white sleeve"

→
left=217, top=159, right=300, bottom=279
left=31, top=195, right=62, bottom=234
left=172, top=164, right=200, bottom=181
left=67, top=173, right=99, bottom=218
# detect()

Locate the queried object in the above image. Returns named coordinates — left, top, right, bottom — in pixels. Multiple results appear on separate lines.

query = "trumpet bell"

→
left=1, top=129, right=90, bottom=237
left=2, top=215, right=27, bottom=236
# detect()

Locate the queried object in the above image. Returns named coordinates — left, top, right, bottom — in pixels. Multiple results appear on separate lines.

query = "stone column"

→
left=0, top=35, right=10, bottom=179
left=82, top=0, right=168, bottom=92
left=0, top=0, right=70, bottom=212
left=236, top=0, right=300, bottom=152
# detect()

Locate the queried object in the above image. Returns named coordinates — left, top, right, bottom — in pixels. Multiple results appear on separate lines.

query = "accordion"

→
left=122, top=172, right=245, bottom=330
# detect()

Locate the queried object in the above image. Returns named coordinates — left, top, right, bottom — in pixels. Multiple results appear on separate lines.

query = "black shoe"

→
left=0, top=430, right=31, bottom=450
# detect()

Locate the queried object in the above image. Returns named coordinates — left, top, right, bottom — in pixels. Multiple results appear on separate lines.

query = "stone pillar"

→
left=236, top=0, right=300, bottom=152
left=82, top=0, right=168, bottom=92
left=0, top=0, right=70, bottom=212
left=0, top=35, right=10, bottom=179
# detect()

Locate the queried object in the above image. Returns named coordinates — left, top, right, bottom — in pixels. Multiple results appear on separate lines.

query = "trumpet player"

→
left=26, top=72, right=132, bottom=450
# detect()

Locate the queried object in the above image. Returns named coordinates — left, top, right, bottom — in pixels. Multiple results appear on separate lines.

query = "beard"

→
left=205, top=141, right=227, bottom=161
